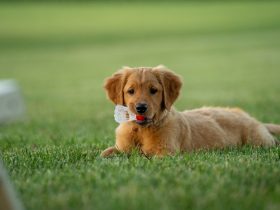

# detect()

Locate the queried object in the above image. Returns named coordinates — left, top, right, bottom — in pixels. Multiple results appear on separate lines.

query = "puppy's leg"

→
left=248, top=124, right=275, bottom=147
left=100, top=146, right=119, bottom=157
left=264, top=123, right=280, bottom=136
left=114, top=124, right=136, bottom=153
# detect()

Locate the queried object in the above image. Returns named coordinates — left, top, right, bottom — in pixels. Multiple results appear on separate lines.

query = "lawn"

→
left=0, top=1, right=280, bottom=210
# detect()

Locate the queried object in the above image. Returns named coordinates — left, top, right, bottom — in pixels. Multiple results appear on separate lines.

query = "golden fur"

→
left=101, top=65, right=280, bottom=157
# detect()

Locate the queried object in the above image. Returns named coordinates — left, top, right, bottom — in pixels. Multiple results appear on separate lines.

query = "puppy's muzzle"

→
left=135, top=103, right=148, bottom=114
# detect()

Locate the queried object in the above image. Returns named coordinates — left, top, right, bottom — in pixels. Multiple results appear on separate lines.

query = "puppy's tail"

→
left=264, top=123, right=280, bottom=135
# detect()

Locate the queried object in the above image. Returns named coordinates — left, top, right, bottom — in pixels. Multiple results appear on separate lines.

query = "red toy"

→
left=136, top=115, right=145, bottom=121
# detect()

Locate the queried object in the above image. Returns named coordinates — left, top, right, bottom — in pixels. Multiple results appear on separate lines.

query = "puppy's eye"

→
left=127, top=89, right=135, bottom=95
left=150, top=87, right=158, bottom=95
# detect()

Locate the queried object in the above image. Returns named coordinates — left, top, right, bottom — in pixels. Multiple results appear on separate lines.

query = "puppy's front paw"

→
left=100, top=146, right=119, bottom=158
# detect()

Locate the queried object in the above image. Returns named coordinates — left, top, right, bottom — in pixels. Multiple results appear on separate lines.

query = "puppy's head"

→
left=104, top=65, right=182, bottom=125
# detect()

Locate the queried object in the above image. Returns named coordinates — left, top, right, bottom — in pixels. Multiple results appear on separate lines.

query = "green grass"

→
left=0, top=1, right=280, bottom=210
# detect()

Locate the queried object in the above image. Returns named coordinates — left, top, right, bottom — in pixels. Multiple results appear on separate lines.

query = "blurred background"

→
left=1, top=0, right=280, bottom=124
left=0, top=0, right=280, bottom=209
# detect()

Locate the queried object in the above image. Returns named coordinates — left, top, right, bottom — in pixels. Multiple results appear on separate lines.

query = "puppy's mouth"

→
left=126, top=105, right=153, bottom=125
left=135, top=115, right=153, bottom=125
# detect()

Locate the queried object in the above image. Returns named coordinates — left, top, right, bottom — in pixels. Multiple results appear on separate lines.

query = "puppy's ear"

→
left=104, top=68, right=131, bottom=105
left=153, top=65, right=182, bottom=111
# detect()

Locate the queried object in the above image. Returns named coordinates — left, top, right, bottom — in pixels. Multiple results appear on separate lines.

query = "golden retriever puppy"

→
left=101, top=65, right=280, bottom=157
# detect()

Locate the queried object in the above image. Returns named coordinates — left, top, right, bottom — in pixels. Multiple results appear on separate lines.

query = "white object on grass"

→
left=0, top=161, right=24, bottom=210
left=0, top=80, right=25, bottom=124
left=114, top=105, right=136, bottom=123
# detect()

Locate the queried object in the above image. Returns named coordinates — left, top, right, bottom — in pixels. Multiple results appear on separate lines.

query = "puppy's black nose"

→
left=136, top=103, right=148, bottom=114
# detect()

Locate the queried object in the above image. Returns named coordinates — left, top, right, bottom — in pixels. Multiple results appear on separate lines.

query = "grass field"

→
left=0, top=1, right=280, bottom=210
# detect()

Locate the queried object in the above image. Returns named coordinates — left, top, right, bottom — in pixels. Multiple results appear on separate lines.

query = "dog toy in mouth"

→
left=114, top=105, right=145, bottom=123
